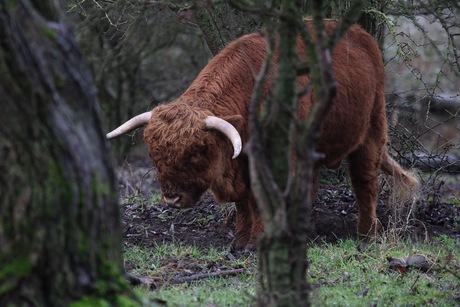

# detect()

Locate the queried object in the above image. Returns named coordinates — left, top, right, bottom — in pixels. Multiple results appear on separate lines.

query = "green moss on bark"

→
left=0, top=1, right=137, bottom=304
left=0, top=257, right=33, bottom=295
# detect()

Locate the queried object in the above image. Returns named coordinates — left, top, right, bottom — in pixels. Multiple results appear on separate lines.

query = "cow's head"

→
left=106, top=103, right=242, bottom=209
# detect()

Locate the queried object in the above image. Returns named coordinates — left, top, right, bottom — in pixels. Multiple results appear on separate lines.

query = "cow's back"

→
left=182, top=22, right=386, bottom=169
left=298, top=23, right=387, bottom=168
left=182, top=33, right=270, bottom=143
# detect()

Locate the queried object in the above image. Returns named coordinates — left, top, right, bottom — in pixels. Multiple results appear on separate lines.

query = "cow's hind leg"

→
left=348, top=142, right=384, bottom=237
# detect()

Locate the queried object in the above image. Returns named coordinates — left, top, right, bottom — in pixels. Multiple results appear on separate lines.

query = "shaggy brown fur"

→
left=142, top=22, right=418, bottom=250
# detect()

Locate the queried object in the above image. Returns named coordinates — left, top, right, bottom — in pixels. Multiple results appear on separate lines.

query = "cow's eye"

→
left=190, top=155, right=200, bottom=164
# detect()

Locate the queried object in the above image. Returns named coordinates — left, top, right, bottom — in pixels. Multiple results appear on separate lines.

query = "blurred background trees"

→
left=66, top=1, right=262, bottom=158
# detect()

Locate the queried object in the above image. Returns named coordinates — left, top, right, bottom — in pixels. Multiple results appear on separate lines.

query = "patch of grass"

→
left=120, top=193, right=146, bottom=206
left=120, top=191, right=162, bottom=212
left=446, top=197, right=460, bottom=207
left=124, top=242, right=257, bottom=305
left=124, top=238, right=460, bottom=306
left=139, top=275, right=256, bottom=306
left=147, top=192, right=162, bottom=205
left=309, top=239, right=460, bottom=306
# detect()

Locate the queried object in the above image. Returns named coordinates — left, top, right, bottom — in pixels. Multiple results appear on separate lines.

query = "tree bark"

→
left=0, top=1, right=137, bottom=305
left=248, top=1, right=310, bottom=305
left=247, top=0, right=363, bottom=305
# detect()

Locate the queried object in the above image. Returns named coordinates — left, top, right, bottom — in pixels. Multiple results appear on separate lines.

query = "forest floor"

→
left=118, top=155, right=460, bottom=300
left=119, top=156, right=460, bottom=251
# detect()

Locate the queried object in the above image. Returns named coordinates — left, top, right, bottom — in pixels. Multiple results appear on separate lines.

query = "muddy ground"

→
left=119, top=156, right=460, bottom=251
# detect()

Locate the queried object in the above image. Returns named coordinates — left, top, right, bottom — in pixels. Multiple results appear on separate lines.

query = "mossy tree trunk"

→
left=0, top=1, right=137, bottom=305
left=247, top=0, right=363, bottom=305
left=247, top=1, right=313, bottom=305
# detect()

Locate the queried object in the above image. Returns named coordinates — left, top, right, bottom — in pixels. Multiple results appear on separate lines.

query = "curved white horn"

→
left=205, top=116, right=242, bottom=159
left=106, top=112, right=151, bottom=139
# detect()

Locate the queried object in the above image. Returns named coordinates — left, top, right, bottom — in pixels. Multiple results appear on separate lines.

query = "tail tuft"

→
left=381, top=151, right=419, bottom=205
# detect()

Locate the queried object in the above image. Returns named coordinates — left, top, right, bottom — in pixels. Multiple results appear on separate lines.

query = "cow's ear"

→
left=221, top=115, right=244, bottom=133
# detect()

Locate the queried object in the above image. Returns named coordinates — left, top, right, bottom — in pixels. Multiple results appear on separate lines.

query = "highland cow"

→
left=107, top=22, right=418, bottom=250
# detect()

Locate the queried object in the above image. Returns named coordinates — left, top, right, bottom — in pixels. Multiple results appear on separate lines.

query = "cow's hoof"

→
left=229, top=245, right=255, bottom=258
left=243, top=239, right=258, bottom=251
left=230, top=240, right=258, bottom=252
left=230, top=241, right=256, bottom=253
left=230, top=240, right=247, bottom=252
left=243, top=243, right=257, bottom=252
left=230, top=240, right=245, bottom=252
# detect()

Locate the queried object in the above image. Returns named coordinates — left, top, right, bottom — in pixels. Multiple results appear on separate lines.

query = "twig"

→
left=171, top=268, right=245, bottom=284
left=125, top=272, right=157, bottom=289
left=126, top=268, right=246, bottom=289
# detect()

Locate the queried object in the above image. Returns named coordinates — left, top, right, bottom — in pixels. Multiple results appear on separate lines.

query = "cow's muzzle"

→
left=161, top=192, right=197, bottom=209
left=161, top=186, right=205, bottom=209
left=162, top=194, right=181, bottom=208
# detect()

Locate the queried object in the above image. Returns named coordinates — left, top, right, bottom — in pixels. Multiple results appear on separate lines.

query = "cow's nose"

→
left=163, top=194, right=180, bottom=207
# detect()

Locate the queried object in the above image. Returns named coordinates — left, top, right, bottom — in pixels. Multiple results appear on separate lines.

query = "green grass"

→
left=124, top=243, right=257, bottom=306
left=308, top=236, right=460, bottom=306
left=124, top=236, right=460, bottom=306
left=145, top=275, right=256, bottom=306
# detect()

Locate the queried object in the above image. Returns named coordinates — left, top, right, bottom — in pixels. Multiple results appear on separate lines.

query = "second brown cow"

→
left=107, top=22, right=418, bottom=250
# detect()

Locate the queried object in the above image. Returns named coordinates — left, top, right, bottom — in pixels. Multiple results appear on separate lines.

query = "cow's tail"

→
left=381, top=150, right=419, bottom=207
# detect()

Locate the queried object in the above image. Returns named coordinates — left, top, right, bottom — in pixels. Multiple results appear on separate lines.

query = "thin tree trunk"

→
left=247, top=0, right=363, bottom=305
left=248, top=1, right=310, bottom=305
left=0, top=1, right=137, bottom=305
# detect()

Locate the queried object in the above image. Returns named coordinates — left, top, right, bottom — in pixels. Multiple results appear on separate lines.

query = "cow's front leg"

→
left=245, top=196, right=264, bottom=250
left=232, top=198, right=264, bottom=250
left=232, top=202, right=251, bottom=250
